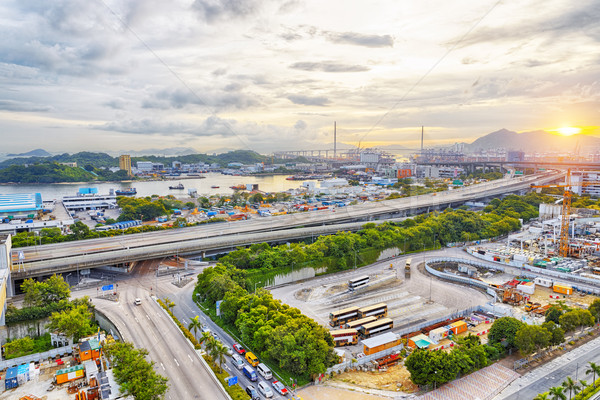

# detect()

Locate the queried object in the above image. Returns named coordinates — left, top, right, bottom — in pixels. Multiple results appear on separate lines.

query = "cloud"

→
left=191, top=0, right=261, bottom=23
left=290, top=61, right=370, bottom=72
left=287, top=94, right=330, bottom=106
left=94, top=116, right=237, bottom=137
left=142, top=87, right=260, bottom=110
left=0, top=100, right=51, bottom=112
left=294, top=120, right=307, bottom=130
left=324, top=32, right=394, bottom=47
left=103, top=99, right=126, bottom=110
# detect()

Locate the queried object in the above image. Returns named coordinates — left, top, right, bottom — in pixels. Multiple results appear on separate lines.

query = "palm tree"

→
left=204, top=336, right=218, bottom=361
left=188, top=316, right=202, bottom=341
left=533, top=393, right=549, bottom=400
left=549, top=386, right=566, bottom=400
left=163, top=297, right=175, bottom=313
left=199, top=331, right=212, bottom=346
left=586, top=362, right=600, bottom=388
left=579, top=380, right=588, bottom=391
left=562, top=376, right=580, bottom=400
left=212, top=341, right=228, bottom=373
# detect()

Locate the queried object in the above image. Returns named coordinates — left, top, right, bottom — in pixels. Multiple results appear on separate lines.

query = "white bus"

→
left=348, top=275, right=370, bottom=290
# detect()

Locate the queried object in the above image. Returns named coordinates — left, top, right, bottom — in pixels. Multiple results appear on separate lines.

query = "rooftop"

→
left=361, top=332, right=399, bottom=348
left=0, top=193, right=42, bottom=213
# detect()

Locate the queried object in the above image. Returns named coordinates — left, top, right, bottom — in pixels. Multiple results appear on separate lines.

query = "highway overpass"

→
left=8, top=171, right=562, bottom=289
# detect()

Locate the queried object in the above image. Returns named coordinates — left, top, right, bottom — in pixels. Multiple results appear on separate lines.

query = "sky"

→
left=0, top=0, right=599, bottom=154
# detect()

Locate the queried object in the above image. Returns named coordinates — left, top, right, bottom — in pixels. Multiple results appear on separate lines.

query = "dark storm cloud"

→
left=0, top=100, right=51, bottom=112
left=191, top=0, right=261, bottom=23
left=287, top=94, right=330, bottom=106
left=290, top=61, right=370, bottom=73
left=325, top=32, right=394, bottom=47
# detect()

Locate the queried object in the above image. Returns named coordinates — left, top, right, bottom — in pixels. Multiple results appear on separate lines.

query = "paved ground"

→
left=270, top=248, right=490, bottom=357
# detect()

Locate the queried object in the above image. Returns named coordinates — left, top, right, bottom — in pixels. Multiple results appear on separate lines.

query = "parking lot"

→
left=271, top=255, right=490, bottom=355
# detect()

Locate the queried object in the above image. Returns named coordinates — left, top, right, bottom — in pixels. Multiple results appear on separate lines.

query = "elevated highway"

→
left=9, top=171, right=562, bottom=286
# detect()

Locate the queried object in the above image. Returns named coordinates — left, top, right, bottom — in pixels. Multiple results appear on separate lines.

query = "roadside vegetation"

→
left=0, top=162, right=130, bottom=183
left=104, top=341, right=168, bottom=400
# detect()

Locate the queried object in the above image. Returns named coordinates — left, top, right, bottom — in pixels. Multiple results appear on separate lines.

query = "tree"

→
left=48, top=303, right=95, bottom=342
left=163, top=297, right=175, bottom=313
left=589, top=299, right=600, bottom=323
left=188, top=316, right=202, bottom=341
left=533, top=393, right=549, bottom=400
left=3, top=337, right=35, bottom=359
left=104, top=341, right=168, bottom=400
left=212, top=341, right=228, bottom=373
left=562, top=376, right=580, bottom=400
left=21, top=274, right=70, bottom=307
left=515, top=325, right=550, bottom=356
left=546, top=306, right=563, bottom=324
left=548, top=386, right=566, bottom=400
left=70, top=221, right=90, bottom=239
left=586, top=362, right=600, bottom=388
left=488, top=317, right=524, bottom=349
left=559, top=309, right=595, bottom=333
left=542, top=321, right=565, bottom=346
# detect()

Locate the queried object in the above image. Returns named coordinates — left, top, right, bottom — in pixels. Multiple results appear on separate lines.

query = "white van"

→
left=232, top=354, right=244, bottom=370
left=256, top=363, right=272, bottom=380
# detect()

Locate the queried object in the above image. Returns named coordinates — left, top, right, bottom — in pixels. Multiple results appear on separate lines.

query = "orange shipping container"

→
left=56, top=365, right=85, bottom=385
left=553, top=284, right=572, bottom=295
left=450, top=320, right=468, bottom=335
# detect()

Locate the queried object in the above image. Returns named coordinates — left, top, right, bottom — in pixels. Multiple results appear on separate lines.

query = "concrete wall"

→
left=0, top=318, right=52, bottom=345
left=94, top=309, right=122, bottom=341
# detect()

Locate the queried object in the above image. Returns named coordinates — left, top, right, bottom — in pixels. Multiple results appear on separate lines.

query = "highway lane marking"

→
left=188, top=354, right=193, bottom=363
left=134, top=317, right=139, bottom=323
left=174, top=358, right=180, bottom=367
left=161, top=363, right=165, bottom=370
left=146, top=314, right=150, bottom=320
left=225, top=365, right=230, bottom=371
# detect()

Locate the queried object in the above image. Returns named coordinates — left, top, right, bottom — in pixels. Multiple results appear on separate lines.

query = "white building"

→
left=571, top=171, right=600, bottom=197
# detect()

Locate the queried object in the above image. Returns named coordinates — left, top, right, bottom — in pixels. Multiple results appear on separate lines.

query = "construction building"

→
left=118, top=154, right=132, bottom=177
left=0, top=234, right=11, bottom=325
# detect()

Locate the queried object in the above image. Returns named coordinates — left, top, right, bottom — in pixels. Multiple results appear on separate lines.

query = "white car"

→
left=223, top=345, right=233, bottom=356
left=257, top=381, right=274, bottom=398
left=134, top=298, right=141, bottom=306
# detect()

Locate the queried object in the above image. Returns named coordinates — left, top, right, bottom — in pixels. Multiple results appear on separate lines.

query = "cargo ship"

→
left=115, top=188, right=137, bottom=196
left=169, top=183, right=184, bottom=190
left=230, top=184, right=246, bottom=190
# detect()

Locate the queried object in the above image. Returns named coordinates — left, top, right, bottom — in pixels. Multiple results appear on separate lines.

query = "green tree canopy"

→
left=48, top=303, right=95, bottom=342
left=488, top=317, right=524, bottom=349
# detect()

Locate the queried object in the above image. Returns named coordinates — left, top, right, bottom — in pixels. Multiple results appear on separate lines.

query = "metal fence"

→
left=0, top=344, right=74, bottom=370
left=326, top=343, right=404, bottom=374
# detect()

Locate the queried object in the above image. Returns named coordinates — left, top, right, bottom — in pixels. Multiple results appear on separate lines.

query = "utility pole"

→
left=333, top=121, right=337, bottom=159
left=421, top=126, right=424, bottom=155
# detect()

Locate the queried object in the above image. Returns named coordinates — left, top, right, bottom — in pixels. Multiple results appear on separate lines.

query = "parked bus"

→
left=345, top=316, right=377, bottom=330
left=357, top=303, right=388, bottom=320
left=359, top=317, right=394, bottom=338
left=330, top=329, right=359, bottom=347
left=329, top=306, right=360, bottom=327
left=348, top=275, right=370, bottom=290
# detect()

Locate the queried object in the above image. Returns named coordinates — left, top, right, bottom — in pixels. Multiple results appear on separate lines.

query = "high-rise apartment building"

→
left=119, top=155, right=132, bottom=177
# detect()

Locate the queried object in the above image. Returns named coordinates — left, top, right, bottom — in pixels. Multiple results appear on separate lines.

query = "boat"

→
left=169, top=183, right=184, bottom=190
left=211, top=185, right=220, bottom=189
left=115, top=188, right=137, bottom=196
left=230, top=184, right=246, bottom=190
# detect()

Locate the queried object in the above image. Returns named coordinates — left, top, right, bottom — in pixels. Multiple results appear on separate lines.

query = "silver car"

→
left=257, top=381, right=274, bottom=398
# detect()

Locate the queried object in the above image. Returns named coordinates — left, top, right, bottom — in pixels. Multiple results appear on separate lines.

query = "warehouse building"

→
left=0, top=193, right=42, bottom=219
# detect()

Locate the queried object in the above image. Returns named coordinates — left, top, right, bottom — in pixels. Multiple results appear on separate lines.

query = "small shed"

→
left=79, top=338, right=101, bottom=362
left=362, top=332, right=401, bottom=355
left=450, top=320, right=468, bottom=335
left=517, top=281, right=535, bottom=295
left=429, top=327, right=449, bottom=342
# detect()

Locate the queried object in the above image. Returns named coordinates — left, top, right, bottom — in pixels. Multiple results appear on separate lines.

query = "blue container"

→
left=5, top=366, right=18, bottom=390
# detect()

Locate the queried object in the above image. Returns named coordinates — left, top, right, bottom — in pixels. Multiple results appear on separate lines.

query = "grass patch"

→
left=203, top=354, right=248, bottom=400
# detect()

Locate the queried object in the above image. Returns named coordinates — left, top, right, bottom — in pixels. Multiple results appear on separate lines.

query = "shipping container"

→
left=362, top=332, right=401, bottom=355
left=553, top=284, right=572, bottom=295
left=5, top=366, right=19, bottom=390
left=56, top=365, right=85, bottom=385
left=449, top=320, right=468, bottom=335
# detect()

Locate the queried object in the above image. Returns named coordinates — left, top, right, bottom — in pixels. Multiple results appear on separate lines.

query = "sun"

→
left=555, top=127, right=581, bottom=136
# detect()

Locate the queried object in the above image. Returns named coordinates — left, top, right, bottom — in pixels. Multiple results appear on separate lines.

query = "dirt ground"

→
left=528, top=285, right=598, bottom=307
left=332, top=364, right=419, bottom=393
left=299, top=385, right=391, bottom=400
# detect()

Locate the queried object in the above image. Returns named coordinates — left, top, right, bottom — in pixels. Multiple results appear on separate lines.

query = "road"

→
left=13, top=171, right=561, bottom=273
left=494, top=335, right=600, bottom=400
left=166, top=277, right=294, bottom=400
left=92, top=261, right=229, bottom=400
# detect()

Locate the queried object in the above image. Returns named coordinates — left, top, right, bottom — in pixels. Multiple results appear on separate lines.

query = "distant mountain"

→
left=7, top=148, right=51, bottom=157
left=465, top=129, right=600, bottom=153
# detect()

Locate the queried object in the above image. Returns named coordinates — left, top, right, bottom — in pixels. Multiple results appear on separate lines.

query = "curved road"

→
left=93, top=279, right=228, bottom=400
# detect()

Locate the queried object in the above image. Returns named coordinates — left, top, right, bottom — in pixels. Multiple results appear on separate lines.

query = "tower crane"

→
left=531, top=169, right=600, bottom=257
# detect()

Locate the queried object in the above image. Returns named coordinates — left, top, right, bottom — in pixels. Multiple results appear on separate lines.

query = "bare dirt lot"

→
left=333, top=364, right=419, bottom=393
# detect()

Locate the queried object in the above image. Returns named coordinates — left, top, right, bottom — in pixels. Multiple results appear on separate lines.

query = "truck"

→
left=531, top=304, right=552, bottom=316
left=524, top=302, right=541, bottom=312
left=405, top=258, right=412, bottom=271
